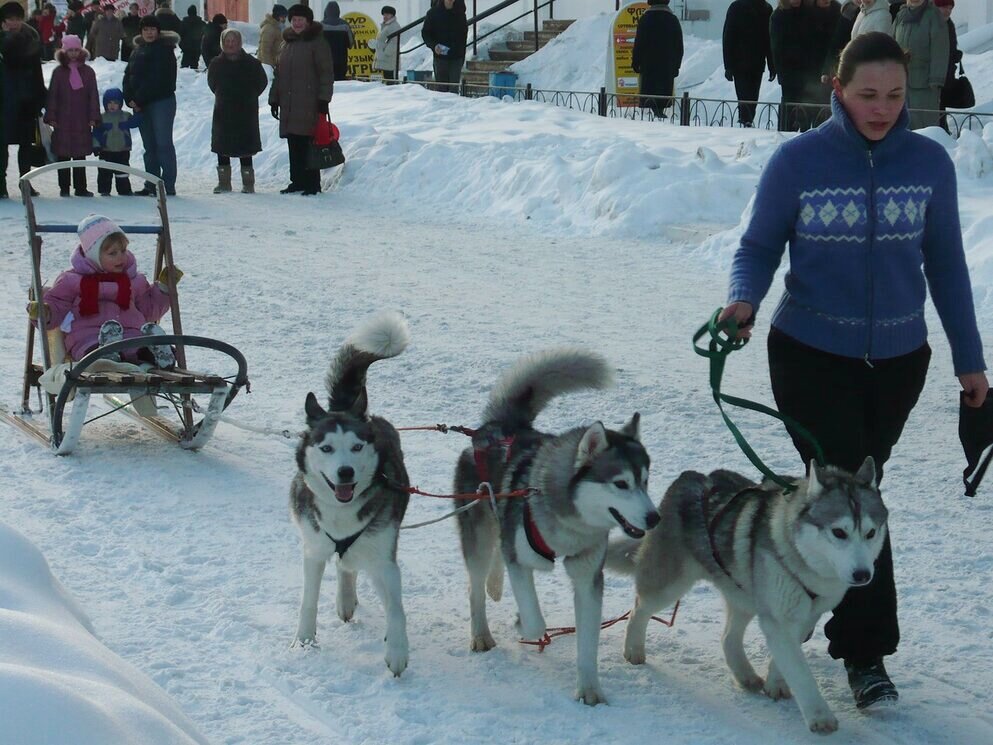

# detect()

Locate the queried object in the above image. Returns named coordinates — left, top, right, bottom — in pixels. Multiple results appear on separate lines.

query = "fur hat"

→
left=211, top=12, right=227, bottom=24
left=139, top=14, right=160, bottom=29
left=0, top=1, right=25, bottom=21
left=78, top=214, right=126, bottom=267
left=381, top=5, right=396, bottom=15
left=272, top=3, right=287, bottom=18
left=61, top=34, right=83, bottom=51
left=286, top=3, right=313, bottom=22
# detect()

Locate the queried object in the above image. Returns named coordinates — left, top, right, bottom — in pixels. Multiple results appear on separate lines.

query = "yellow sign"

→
left=611, top=3, right=649, bottom=107
left=344, top=13, right=379, bottom=80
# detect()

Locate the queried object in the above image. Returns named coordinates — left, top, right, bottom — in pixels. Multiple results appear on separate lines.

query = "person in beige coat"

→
left=851, top=0, right=893, bottom=38
left=371, top=5, right=400, bottom=81
left=893, top=0, right=949, bottom=128
left=256, top=4, right=286, bottom=66
left=86, top=4, right=124, bottom=61
left=268, top=4, right=333, bottom=195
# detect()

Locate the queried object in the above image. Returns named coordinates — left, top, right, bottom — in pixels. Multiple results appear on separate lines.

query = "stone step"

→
left=488, top=48, right=533, bottom=63
left=522, top=30, right=559, bottom=43
left=466, top=59, right=513, bottom=72
left=542, top=18, right=574, bottom=33
left=506, top=38, right=551, bottom=52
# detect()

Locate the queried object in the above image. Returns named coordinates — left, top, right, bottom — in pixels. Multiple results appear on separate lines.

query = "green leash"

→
left=692, top=308, right=826, bottom=491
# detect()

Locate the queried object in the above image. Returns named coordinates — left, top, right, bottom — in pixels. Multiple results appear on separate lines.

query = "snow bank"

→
left=0, top=523, right=208, bottom=745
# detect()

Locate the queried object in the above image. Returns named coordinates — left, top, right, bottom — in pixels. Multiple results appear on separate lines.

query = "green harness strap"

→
left=692, top=308, right=826, bottom=492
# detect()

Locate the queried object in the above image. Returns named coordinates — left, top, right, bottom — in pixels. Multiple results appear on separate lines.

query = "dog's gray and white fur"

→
left=290, top=311, right=411, bottom=676
left=453, top=349, right=660, bottom=704
left=608, top=459, right=887, bottom=733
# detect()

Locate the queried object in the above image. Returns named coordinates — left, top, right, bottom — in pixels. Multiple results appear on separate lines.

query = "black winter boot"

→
left=845, top=658, right=898, bottom=709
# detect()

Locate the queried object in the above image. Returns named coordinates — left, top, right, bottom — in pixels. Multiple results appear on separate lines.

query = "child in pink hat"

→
left=30, top=215, right=182, bottom=366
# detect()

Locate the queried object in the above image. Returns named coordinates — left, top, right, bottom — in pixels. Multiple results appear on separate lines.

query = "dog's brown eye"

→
left=832, top=528, right=848, bottom=540
left=865, top=529, right=876, bottom=540
left=351, top=444, right=364, bottom=452
left=614, top=480, right=629, bottom=490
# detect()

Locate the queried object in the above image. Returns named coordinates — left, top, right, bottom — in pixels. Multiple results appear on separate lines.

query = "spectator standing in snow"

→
left=121, top=2, right=140, bottom=60
left=178, top=5, right=206, bottom=69
left=38, top=3, right=55, bottom=60
left=421, top=0, right=468, bottom=91
left=1, top=1, right=46, bottom=199
left=770, top=0, right=810, bottom=130
left=201, top=13, right=226, bottom=68
left=208, top=28, right=268, bottom=194
left=45, top=33, right=100, bottom=197
left=92, top=88, right=140, bottom=195
left=123, top=14, right=180, bottom=195
left=257, top=3, right=287, bottom=66
left=370, top=5, right=400, bottom=81
left=801, top=0, right=840, bottom=114
left=934, top=0, right=961, bottom=130
left=63, top=1, right=89, bottom=44
left=322, top=2, right=354, bottom=81
left=632, top=0, right=683, bottom=118
left=720, top=31, right=987, bottom=712
left=154, top=1, right=183, bottom=36
left=722, top=0, right=774, bottom=127
left=893, top=0, right=949, bottom=128
left=269, top=3, right=333, bottom=195
left=852, top=0, right=895, bottom=38
left=86, top=4, right=125, bottom=61
left=824, top=0, right=860, bottom=74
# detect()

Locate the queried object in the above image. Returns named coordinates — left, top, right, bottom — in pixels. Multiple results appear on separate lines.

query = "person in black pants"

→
left=722, top=0, right=775, bottom=127
left=720, top=33, right=988, bottom=710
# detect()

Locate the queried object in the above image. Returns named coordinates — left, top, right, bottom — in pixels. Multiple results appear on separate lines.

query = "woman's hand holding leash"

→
left=959, top=372, right=989, bottom=408
left=718, top=302, right=754, bottom=339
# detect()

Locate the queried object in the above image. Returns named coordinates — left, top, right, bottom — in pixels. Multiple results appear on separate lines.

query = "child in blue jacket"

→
left=92, top=87, right=141, bottom=195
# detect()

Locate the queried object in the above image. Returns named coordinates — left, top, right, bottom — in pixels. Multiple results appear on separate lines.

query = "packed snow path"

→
left=1, top=174, right=991, bottom=744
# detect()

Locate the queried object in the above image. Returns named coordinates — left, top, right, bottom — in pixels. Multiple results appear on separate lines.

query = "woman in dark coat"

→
left=1, top=2, right=46, bottom=198
left=321, top=1, right=354, bottom=81
left=200, top=13, right=226, bottom=68
left=178, top=4, right=206, bottom=69
left=208, top=28, right=268, bottom=194
left=770, top=0, right=811, bottom=131
left=631, top=0, right=684, bottom=118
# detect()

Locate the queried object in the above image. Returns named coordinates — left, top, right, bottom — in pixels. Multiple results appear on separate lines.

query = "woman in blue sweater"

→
left=721, top=32, right=988, bottom=709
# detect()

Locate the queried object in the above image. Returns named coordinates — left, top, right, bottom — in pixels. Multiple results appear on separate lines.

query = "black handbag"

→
left=306, top=139, right=346, bottom=170
left=944, top=61, right=975, bottom=110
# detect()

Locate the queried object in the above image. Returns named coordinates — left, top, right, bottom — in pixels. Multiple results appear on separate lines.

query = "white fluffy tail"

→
left=324, top=311, right=409, bottom=414
left=486, top=549, right=504, bottom=602
left=604, top=537, right=641, bottom=575
left=482, top=348, right=614, bottom=426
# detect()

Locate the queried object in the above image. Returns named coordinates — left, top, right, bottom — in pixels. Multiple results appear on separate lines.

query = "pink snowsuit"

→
left=42, top=247, right=172, bottom=361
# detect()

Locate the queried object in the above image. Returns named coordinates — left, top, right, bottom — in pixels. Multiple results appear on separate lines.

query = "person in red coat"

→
left=45, top=34, right=101, bottom=197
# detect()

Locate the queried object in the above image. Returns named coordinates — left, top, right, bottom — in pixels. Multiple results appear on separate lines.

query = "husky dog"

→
left=609, top=459, right=886, bottom=733
left=453, top=349, right=660, bottom=705
left=290, top=311, right=411, bottom=676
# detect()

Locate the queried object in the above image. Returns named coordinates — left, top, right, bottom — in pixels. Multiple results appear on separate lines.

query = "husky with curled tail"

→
left=453, top=349, right=660, bottom=705
left=290, top=311, right=411, bottom=676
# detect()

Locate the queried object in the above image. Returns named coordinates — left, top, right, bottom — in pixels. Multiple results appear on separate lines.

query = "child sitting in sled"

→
left=28, top=214, right=182, bottom=367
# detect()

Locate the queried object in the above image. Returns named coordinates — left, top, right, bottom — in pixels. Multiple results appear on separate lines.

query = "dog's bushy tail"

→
left=604, top=537, right=641, bottom=575
left=482, top=348, right=614, bottom=427
left=325, top=311, right=410, bottom=415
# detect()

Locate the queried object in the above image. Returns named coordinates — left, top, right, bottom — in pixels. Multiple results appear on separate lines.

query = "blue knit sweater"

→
left=728, top=94, right=985, bottom=376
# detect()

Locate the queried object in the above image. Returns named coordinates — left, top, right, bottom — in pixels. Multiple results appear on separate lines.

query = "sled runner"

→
left=1, top=160, right=250, bottom=454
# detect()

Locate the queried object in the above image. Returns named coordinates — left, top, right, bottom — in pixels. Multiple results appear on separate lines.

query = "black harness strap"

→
left=324, top=524, right=369, bottom=558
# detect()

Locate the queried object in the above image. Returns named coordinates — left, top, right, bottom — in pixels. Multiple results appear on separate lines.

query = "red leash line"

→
left=518, top=601, right=681, bottom=652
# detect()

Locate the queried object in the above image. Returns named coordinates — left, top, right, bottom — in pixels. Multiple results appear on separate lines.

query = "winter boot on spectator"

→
left=73, top=167, right=94, bottom=197
left=845, top=658, right=898, bottom=709
left=140, top=322, right=176, bottom=369
left=213, top=164, right=232, bottom=194
left=58, top=168, right=72, bottom=197
left=240, top=166, right=255, bottom=194
left=97, top=320, right=124, bottom=361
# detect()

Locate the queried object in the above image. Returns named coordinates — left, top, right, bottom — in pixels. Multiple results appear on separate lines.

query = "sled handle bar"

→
left=20, top=159, right=162, bottom=184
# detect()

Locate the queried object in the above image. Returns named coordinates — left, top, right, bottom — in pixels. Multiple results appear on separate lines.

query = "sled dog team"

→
left=289, top=311, right=888, bottom=734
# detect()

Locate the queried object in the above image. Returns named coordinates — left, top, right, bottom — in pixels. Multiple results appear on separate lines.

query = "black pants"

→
left=218, top=155, right=253, bottom=168
left=734, top=69, right=763, bottom=126
left=286, top=134, right=320, bottom=192
left=1, top=142, right=35, bottom=181
left=56, top=157, right=89, bottom=193
left=181, top=50, right=200, bottom=69
left=432, top=56, right=464, bottom=91
left=768, top=328, right=930, bottom=663
left=97, top=150, right=133, bottom=194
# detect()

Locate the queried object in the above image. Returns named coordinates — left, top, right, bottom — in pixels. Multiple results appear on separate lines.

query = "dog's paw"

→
left=623, top=638, right=646, bottom=665
left=470, top=632, right=497, bottom=652
left=576, top=685, right=608, bottom=706
left=763, top=678, right=792, bottom=700
left=515, top=614, right=546, bottom=642
left=337, top=600, right=357, bottom=623
left=736, top=673, right=764, bottom=693
left=805, top=708, right=839, bottom=734
left=385, top=640, right=409, bottom=677
left=290, top=635, right=319, bottom=650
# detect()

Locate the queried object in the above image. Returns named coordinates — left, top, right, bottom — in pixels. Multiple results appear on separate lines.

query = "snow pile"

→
left=0, top=523, right=208, bottom=745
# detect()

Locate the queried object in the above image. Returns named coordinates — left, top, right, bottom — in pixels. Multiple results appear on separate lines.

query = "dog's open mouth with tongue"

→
left=609, top=507, right=645, bottom=539
left=323, top=474, right=355, bottom=503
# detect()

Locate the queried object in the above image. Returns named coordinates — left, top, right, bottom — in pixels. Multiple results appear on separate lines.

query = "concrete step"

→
left=488, top=48, right=533, bottom=63
left=522, top=30, right=558, bottom=43
left=506, top=38, right=551, bottom=52
left=466, top=59, right=513, bottom=72
left=542, top=18, right=574, bottom=33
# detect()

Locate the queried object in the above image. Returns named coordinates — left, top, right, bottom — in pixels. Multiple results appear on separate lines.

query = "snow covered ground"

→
left=2, top=28, right=993, bottom=745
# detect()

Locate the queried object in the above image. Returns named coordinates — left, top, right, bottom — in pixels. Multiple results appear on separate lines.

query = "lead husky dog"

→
left=453, top=349, right=660, bottom=705
left=609, top=459, right=886, bottom=733
left=290, top=311, right=411, bottom=676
